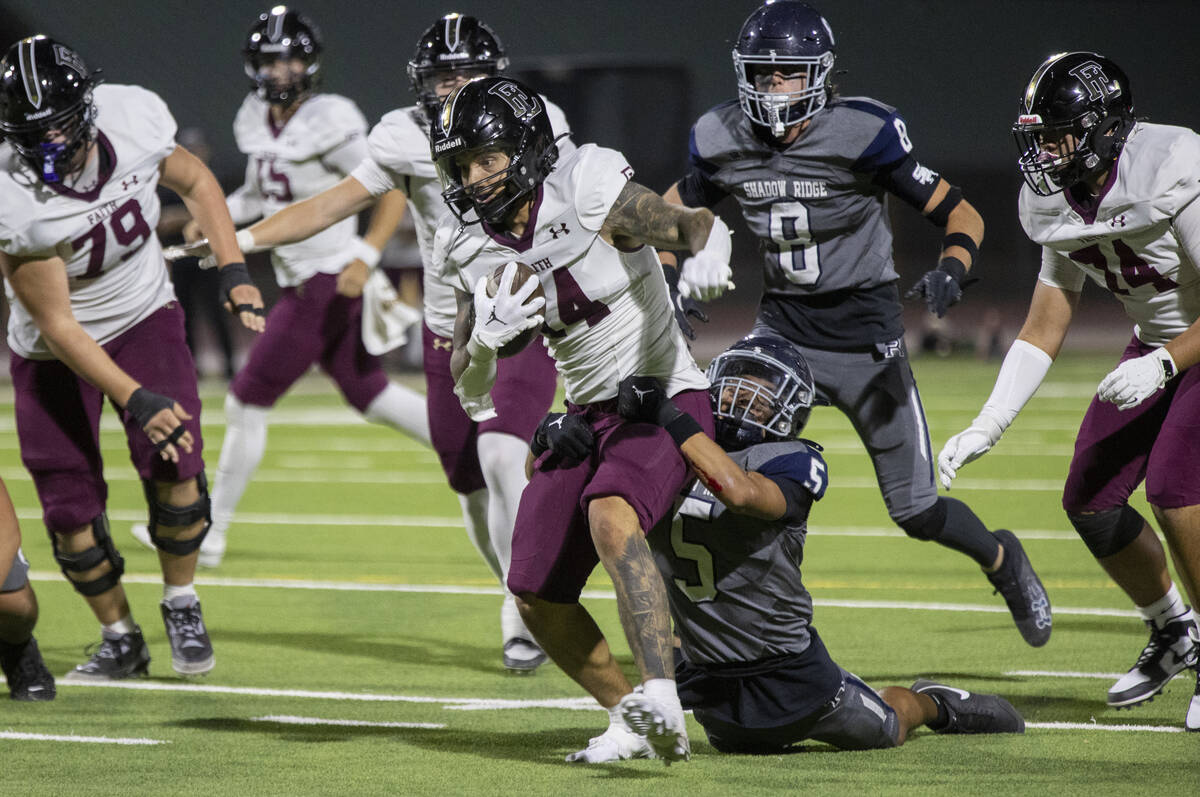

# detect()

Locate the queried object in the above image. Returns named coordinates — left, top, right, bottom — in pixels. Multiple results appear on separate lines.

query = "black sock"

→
left=935, top=497, right=1002, bottom=568
left=925, top=693, right=951, bottom=731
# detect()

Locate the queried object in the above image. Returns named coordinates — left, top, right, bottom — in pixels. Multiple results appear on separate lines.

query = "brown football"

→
left=485, top=261, right=545, bottom=358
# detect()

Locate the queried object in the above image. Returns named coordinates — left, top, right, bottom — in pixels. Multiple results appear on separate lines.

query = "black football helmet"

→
left=706, top=333, right=816, bottom=451
left=431, top=76, right=557, bottom=226
left=243, top=6, right=323, bottom=107
left=733, top=0, right=836, bottom=139
left=0, top=35, right=99, bottom=183
left=1013, top=51, right=1135, bottom=196
left=408, top=14, right=508, bottom=125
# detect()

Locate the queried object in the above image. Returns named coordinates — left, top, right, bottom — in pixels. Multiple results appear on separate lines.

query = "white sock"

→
left=457, top=489, right=501, bottom=581
left=102, top=614, right=136, bottom=636
left=1139, top=583, right=1189, bottom=629
left=501, top=591, right=532, bottom=644
left=642, top=678, right=681, bottom=710
left=364, top=382, right=430, bottom=446
left=163, top=583, right=198, bottom=604
left=476, top=431, right=530, bottom=580
left=608, top=703, right=626, bottom=727
left=211, top=394, right=270, bottom=537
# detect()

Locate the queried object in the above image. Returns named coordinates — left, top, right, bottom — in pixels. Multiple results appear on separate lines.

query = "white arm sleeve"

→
left=976, top=339, right=1055, bottom=436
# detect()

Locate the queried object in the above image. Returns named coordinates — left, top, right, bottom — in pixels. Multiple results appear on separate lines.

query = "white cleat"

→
left=565, top=721, right=655, bottom=763
left=130, top=524, right=226, bottom=568
left=618, top=693, right=691, bottom=764
left=1186, top=670, right=1200, bottom=732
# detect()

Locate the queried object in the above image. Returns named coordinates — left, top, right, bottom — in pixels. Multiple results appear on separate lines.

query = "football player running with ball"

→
left=217, top=13, right=573, bottom=672
left=0, top=36, right=266, bottom=680
left=432, top=76, right=733, bottom=762
left=662, top=0, right=1052, bottom=648
left=940, top=52, right=1200, bottom=730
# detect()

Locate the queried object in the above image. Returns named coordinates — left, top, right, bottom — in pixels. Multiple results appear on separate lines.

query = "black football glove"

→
left=530, top=412, right=594, bottom=464
left=663, top=263, right=709, bottom=341
left=905, top=257, right=974, bottom=318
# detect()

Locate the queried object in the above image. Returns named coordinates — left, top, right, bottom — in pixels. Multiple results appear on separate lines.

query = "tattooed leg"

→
left=588, top=496, right=673, bottom=681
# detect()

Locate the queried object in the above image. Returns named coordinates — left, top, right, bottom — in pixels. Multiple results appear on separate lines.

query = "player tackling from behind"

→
left=0, top=35, right=265, bottom=679
left=431, top=75, right=735, bottom=763
left=941, top=51, right=1200, bottom=730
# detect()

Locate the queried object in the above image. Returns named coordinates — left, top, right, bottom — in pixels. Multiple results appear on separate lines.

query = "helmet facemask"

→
left=733, top=49, right=834, bottom=139
left=409, top=63, right=498, bottom=126
left=6, top=94, right=97, bottom=183
left=707, top=347, right=814, bottom=451
left=246, top=51, right=319, bottom=108
left=1013, top=110, right=1125, bottom=196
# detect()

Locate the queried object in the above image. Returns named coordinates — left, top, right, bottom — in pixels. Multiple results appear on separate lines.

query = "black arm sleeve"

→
left=872, top=154, right=941, bottom=214
left=675, top=167, right=730, bottom=209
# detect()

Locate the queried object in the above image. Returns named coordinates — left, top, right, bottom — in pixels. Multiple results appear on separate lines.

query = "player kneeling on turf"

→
left=536, top=334, right=1024, bottom=760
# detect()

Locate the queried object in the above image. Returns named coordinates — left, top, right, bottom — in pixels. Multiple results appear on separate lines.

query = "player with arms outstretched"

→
left=940, top=52, right=1200, bottom=729
left=211, top=14, right=572, bottom=671
left=549, top=336, right=1024, bottom=761
left=432, top=75, right=734, bottom=762
left=132, top=7, right=431, bottom=569
left=663, top=0, right=1051, bottom=647
left=0, top=35, right=265, bottom=679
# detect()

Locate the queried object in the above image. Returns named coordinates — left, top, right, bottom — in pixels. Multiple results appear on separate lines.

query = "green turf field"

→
left=2, top=353, right=1197, bottom=795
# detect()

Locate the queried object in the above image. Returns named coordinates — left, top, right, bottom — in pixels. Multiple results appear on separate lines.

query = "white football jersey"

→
left=351, top=100, right=574, bottom=338
left=232, top=92, right=368, bottom=287
left=1020, top=122, right=1200, bottom=345
left=432, top=144, right=707, bottom=405
left=0, top=84, right=178, bottom=359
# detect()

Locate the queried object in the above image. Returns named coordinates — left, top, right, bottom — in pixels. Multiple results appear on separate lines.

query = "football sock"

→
left=163, top=583, right=198, bottom=604
left=210, top=394, right=270, bottom=538
left=642, top=678, right=682, bottom=710
left=924, top=692, right=951, bottom=731
left=608, top=703, right=625, bottom=724
left=457, top=489, right=502, bottom=582
left=938, top=497, right=1003, bottom=568
left=1138, top=583, right=1189, bottom=630
left=102, top=614, right=136, bottom=636
left=477, top=431, right=530, bottom=579
left=364, top=382, right=431, bottom=445
left=501, top=592, right=531, bottom=644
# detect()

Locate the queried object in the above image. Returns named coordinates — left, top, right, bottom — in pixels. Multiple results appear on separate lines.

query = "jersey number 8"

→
left=769, top=201, right=821, bottom=286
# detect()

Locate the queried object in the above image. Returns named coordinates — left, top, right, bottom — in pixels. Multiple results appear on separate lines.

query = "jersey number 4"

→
left=70, top=198, right=152, bottom=279
left=769, top=201, right=821, bottom=286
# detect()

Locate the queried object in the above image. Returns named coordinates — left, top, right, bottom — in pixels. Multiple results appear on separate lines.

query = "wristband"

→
left=942, top=231, right=979, bottom=264
left=235, top=228, right=265, bottom=254
left=937, top=256, right=968, bottom=286
left=352, top=238, right=382, bottom=269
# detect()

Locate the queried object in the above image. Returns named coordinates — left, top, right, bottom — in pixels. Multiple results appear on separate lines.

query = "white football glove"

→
left=467, top=262, right=545, bottom=356
left=1096, top=347, right=1177, bottom=411
left=679, top=217, right=734, bottom=302
left=936, top=412, right=1006, bottom=489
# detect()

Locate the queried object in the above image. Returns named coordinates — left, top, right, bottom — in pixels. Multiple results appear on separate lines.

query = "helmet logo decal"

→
left=52, top=44, right=86, bottom=78
left=267, top=5, right=287, bottom=42
left=444, top=14, right=463, bottom=53
left=18, top=37, right=42, bottom=110
left=487, top=81, right=542, bottom=121
left=1068, top=60, right=1116, bottom=102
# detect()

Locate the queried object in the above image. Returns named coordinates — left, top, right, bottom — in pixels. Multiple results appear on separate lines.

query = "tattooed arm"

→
left=600, top=181, right=715, bottom=254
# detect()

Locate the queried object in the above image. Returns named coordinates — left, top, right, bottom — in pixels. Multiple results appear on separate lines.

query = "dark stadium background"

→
left=1, top=0, right=1196, bottom=361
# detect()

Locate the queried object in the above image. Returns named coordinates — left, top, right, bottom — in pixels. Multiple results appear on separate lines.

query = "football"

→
left=485, top=261, right=545, bottom=358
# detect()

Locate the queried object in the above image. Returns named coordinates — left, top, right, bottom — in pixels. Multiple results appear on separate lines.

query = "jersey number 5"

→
left=669, top=516, right=717, bottom=602
left=769, top=201, right=821, bottom=286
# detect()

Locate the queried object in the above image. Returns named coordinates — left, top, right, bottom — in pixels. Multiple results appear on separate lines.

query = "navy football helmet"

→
left=0, top=35, right=99, bottom=183
left=408, top=14, right=508, bottom=125
left=707, top=333, right=816, bottom=451
left=243, top=7, right=323, bottom=107
left=733, top=0, right=836, bottom=139
left=431, top=76, right=557, bottom=226
left=1013, top=51, right=1134, bottom=196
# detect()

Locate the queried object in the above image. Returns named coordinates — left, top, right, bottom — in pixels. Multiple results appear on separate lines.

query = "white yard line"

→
left=0, top=731, right=167, bottom=745
left=1025, top=721, right=1184, bottom=733
left=1006, top=670, right=1126, bottom=680
left=250, top=715, right=445, bottom=729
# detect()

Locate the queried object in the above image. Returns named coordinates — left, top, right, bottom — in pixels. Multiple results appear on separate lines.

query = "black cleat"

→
left=0, top=636, right=56, bottom=701
left=987, top=529, right=1052, bottom=647
left=502, top=637, right=547, bottom=673
left=912, top=679, right=1025, bottom=734
left=66, top=627, right=150, bottom=681
left=1107, top=615, right=1199, bottom=708
left=161, top=597, right=215, bottom=676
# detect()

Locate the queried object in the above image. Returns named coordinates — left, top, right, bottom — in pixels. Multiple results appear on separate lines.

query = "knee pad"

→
left=897, top=500, right=947, bottom=541
left=141, top=472, right=212, bottom=556
left=52, top=513, right=125, bottom=597
left=1067, top=505, right=1145, bottom=559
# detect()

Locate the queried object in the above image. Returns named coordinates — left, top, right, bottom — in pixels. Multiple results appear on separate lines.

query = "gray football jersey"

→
left=648, top=440, right=828, bottom=666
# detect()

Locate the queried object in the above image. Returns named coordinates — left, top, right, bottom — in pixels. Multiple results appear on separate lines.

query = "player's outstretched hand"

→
left=469, top=263, right=545, bottom=354
left=906, top=268, right=962, bottom=318
left=218, top=261, right=266, bottom=332
left=337, top=259, right=369, bottom=298
left=662, top=264, right=708, bottom=341
left=530, top=412, right=594, bottom=464
left=125, top=387, right=194, bottom=463
left=1097, top=348, right=1177, bottom=410
left=936, top=426, right=997, bottom=489
left=679, top=250, right=733, bottom=303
